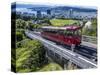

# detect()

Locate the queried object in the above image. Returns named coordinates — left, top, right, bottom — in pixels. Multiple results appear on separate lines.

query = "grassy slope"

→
left=39, top=63, right=63, bottom=71
left=50, top=19, right=77, bottom=26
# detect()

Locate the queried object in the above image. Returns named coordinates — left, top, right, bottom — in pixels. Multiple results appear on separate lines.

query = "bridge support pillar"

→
left=64, top=64, right=67, bottom=70
left=67, top=60, right=79, bottom=69
left=73, top=64, right=78, bottom=69
left=67, top=60, right=73, bottom=70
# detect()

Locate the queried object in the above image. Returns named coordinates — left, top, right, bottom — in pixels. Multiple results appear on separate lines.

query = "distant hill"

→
left=52, top=6, right=97, bottom=12
left=11, top=2, right=97, bottom=12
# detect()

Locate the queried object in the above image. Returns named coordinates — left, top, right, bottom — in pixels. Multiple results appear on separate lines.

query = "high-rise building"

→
left=37, top=10, right=41, bottom=18
left=69, top=9, right=73, bottom=18
left=47, top=9, right=51, bottom=15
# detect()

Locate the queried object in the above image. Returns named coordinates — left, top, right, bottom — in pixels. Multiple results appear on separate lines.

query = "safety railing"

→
left=82, top=35, right=97, bottom=44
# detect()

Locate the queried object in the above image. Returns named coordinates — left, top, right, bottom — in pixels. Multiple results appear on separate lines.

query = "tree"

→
left=27, top=21, right=34, bottom=30
left=16, top=39, right=46, bottom=72
left=16, top=31, right=23, bottom=42
left=16, top=19, right=27, bottom=29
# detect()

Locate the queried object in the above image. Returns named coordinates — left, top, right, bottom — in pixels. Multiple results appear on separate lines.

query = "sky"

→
left=12, top=1, right=97, bottom=10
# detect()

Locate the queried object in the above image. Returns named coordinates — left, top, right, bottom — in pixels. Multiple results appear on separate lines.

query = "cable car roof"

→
left=41, top=26, right=81, bottom=31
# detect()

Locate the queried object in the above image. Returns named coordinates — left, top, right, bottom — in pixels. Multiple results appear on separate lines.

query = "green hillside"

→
left=50, top=19, right=78, bottom=26
left=39, top=63, right=63, bottom=71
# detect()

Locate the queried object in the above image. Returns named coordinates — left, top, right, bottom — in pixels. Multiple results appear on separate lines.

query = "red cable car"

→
left=41, top=25, right=82, bottom=47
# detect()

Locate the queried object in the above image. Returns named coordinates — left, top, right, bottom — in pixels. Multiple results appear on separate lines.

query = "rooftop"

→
left=41, top=25, right=81, bottom=31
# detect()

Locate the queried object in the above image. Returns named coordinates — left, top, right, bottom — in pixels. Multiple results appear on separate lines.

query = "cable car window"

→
left=66, top=30, right=73, bottom=36
left=79, top=30, right=82, bottom=35
left=59, top=30, right=64, bottom=35
left=63, top=30, right=67, bottom=35
left=74, top=30, right=81, bottom=36
left=74, top=31, right=79, bottom=36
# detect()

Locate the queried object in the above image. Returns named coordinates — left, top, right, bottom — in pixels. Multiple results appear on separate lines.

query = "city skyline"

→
left=11, top=2, right=97, bottom=19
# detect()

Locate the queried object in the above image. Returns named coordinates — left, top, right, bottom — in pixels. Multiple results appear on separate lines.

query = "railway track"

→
left=32, top=31, right=97, bottom=62
left=25, top=30, right=97, bottom=68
